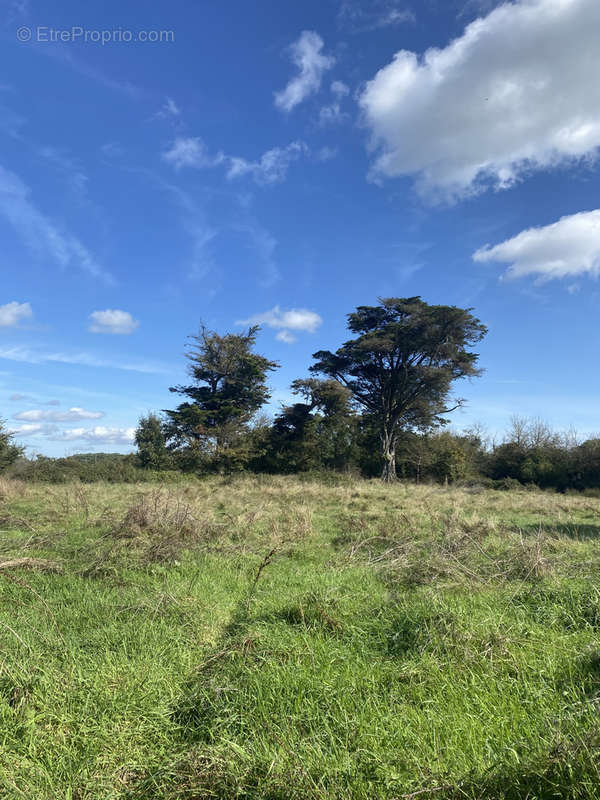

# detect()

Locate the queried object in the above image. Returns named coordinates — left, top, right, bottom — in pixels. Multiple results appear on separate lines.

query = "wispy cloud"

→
left=226, top=141, right=307, bottom=185
left=233, top=221, right=280, bottom=287
left=36, top=146, right=88, bottom=199
left=274, top=31, right=334, bottom=112
left=13, top=406, right=104, bottom=422
left=319, top=80, right=350, bottom=125
left=338, top=1, right=415, bottom=32
left=0, top=345, right=169, bottom=374
left=0, top=164, right=112, bottom=282
left=162, top=137, right=220, bottom=170
left=163, top=137, right=307, bottom=185
left=155, top=96, right=181, bottom=119
left=89, top=309, right=140, bottom=335
left=0, top=301, right=32, bottom=327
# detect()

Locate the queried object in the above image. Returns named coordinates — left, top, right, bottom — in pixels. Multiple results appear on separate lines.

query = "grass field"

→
left=0, top=475, right=600, bottom=799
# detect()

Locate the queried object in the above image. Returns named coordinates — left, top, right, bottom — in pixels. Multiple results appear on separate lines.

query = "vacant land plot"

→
left=0, top=475, right=599, bottom=798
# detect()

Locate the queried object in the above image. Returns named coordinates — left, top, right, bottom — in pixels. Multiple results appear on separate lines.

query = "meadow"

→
left=0, top=475, right=599, bottom=799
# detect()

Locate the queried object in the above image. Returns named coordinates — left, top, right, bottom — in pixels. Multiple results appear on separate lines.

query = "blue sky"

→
left=1, top=0, right=599, bottom=456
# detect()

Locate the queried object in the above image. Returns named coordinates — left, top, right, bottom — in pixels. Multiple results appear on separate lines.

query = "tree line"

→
left=2, top=296, right=598, bottom=492
left=137, top=297, right=487, bottom=482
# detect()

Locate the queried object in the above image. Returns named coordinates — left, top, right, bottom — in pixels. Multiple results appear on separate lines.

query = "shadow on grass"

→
left=521, top=522, right=600, bottom=540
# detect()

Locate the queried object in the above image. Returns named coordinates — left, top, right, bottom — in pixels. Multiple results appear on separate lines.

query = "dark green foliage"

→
left=256, top=378, right=359, bottom=474
left=0, top=420, right=24, bottom=472
left=164, top=325, right=279, bottom=473
left=310, top=297, right=487, bottom=481
left=135, top=413, right=172, bottom=470
left=8, top=452, right=184, bottom=483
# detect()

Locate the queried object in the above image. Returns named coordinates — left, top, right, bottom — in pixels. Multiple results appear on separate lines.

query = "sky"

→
left=1, top=0, right=599, bottom=457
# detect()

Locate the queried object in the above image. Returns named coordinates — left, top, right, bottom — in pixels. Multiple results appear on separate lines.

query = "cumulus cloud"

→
left=274, top=31, right=334, bottom=112
left=0, top=165, right=111, bottom=281
left=88, top=309, right=139, bottom=335
left=13, top=407, right=104, bottom=422
left=0, top=301, right=32, bottom=327
left=473, top=209, right=600, bottom=282
left=359, top=0, right=600, bottom=198
left=238, top=305, right=322, bottom=344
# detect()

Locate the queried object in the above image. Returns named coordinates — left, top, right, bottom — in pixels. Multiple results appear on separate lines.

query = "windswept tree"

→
left=165, top=325, right=278, bottom=472
left=310, top=297, right=487, bottom=481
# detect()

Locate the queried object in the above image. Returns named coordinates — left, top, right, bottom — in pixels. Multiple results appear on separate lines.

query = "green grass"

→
left=0, top=476, right=599, bottom=798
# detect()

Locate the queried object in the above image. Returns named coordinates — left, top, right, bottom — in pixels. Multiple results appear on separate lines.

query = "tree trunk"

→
left=381, top=429, right=397, bottom=482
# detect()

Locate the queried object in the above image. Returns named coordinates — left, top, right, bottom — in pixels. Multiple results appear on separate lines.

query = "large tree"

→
left=164, top=325, right=278, bottom=472
left=310, top=297, right=487, bottom=481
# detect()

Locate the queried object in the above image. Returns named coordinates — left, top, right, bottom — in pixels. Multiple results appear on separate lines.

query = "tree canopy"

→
left=310, top=297, right=487, bottom=480
left=164, top=325, right=278, bottom=471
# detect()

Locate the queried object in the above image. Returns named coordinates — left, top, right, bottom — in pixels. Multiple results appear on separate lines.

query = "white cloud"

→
left=163, top=138, right=307, bottom=184
left=331, top=80, right=350, bottom=98
left=157, top=96, right=181, bottom=119
left=238, top=305, right=322, bottom=343
left=338, top=1, right=415, bottom=32
left=51, top=426, right=135, bottom=444
left=0, top=345, right=167, bottom=374
left=316, top=146, right=338, bottom=162
left=274, top=31, right=334, bottom=112
left=359, top=0, right=600, bottom=198
left=0, top=301, right=32, bottom=327
left=88, top=309, right=139, bottom=335
left=0, top=165, right=111, bottom=281
left=13, top=407, right=104, bottom=422
left=226, top=141, right=307, bottom=184
left=9, top=423, right=46, bottom=436
left=162, top=137, right=220, bottom=170
left=276, top=330, right=297, bottom=344
left=319, top=81, right=351, bottom=125
left=473, top=209, right=600, bottom=282
left=9, top=423, right=135, bottom=445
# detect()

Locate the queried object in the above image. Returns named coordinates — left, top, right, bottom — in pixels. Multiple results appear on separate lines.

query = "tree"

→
left=164, top=325, right=278, bottom=472
left=135, top=413, right=171, bottom=470
left=310, top=297, right=487, bottom=481
left=0, top=420, right=24, bottom=473
left=263, top=378, right=357, bottom=473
